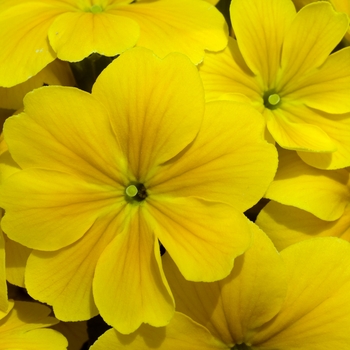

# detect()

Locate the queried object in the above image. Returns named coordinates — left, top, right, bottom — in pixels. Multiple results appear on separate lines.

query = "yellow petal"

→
left=199, top=37, right=262, bottom=104
left=265, top=108, right=336, bottom=152
left=4, top=233, right=31, bottom=288
left=0, top=60, right=75, bottom=110
left=0, top=169, right=120, bottom=250
left=0, top=215, right=8, bottom=313
left=230, top=0, right=296, bottom=88
left=0, top=3, right=67, bottom=87
left=279, top=1, right=349, bottom=86
left=163, top=222, right=287, bottom=346
left=0, top=300, right=67, bottom=349
left=257, top=201, right=350, bottom=250
left=90, top=313, right=228, bottom=350
left=265, top=148, right=350, bottom=220
left=92, top=47, right=204, bottom=181
left=4, top=86, right=127, bottom=186
left=117, top=0, right=228, bottom=64
left=25, top=211, right=126, bottom=322
left=285, top=47, right=350, bottom=114
left=252, top=238, right=350, bottom=349
left=150, top=101, right=277, bottom=213
left=93, top=206, right=174, bottom=334
left=147, top=197, right=251, bottom=282
left=296, top=110, right=350, bottom=169
left=52, top=321, right=88, bottom=350
left=48, top=11, right=139, bottom=61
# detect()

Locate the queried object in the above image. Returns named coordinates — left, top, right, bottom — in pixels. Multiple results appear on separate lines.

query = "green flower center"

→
left=125, top=183, right=148, bottom=202
left=89, top=5, right=103, bottom=13
left=263, top=90, right=281, bottom=110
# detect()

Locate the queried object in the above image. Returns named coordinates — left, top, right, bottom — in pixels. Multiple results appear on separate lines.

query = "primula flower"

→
left=0, top=300, right=68, bottom=349
left=0, top=48, right=277, bottom=333
left=90, top=223, right=350, bottom=349
left=0, top=0, right=228, bottom=87
left=199, top=0, right=350, bottom=169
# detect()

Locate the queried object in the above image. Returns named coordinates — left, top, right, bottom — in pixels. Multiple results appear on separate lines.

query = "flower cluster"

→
left=0, top=0, right=349, bottom=349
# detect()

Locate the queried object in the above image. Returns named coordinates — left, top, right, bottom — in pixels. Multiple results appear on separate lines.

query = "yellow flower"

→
left=91, top=223, right=350, bottom=349
left=0, top=300, right=68, bottom=349
left=0, top=0, right=228, bottom=87
left=0, top=48, right=277, bottom=334
left=199, top=0, right=350, bottom=169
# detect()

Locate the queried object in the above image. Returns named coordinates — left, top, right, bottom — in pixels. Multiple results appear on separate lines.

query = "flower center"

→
left=125, top=183, right=148, bottom=202
left=89, top=5, right=103, bottom=13
left=263, top=90, right=281, bottom=110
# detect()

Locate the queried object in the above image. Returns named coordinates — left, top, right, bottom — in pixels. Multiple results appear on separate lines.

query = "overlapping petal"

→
left=150, top=101, right=277, bottom=212
left=279, top=2, right=349, bottom=87
left=116, top=0, right=228, bottom=64
left=163, top=222, right=287, bottom=346
left=92, top=48, right=204, bottom=181
left=147, top=197, right=251, bottom=282
left=48, top=10, right=139, bottom=61
left=283, top=47, right=350, bottom=114
left=0, top=60, right=75, bottom=110
left=3, top=233, right=31, bottom=288
left=0, top=215, right=8, bottom=313
left=0, top=2, right=69, bottom=87
left=0, top=169, right=121, bottom=250
left=93, top=207, right=174, bottom=334
left=265, top=108, right=336, bottom=152
left=3, top=86, right=127, bottom=185
left=25, top=211, right=126, bottom=321
left=199, top=38, right=262, bottom=104
left=251, top=238, right=350, bottom=349
left=0, top=300, right=68, bottom=349
left=265, top=148, right=350, bottom=220
left=230, top=0, right=296, bottom=88
left=296, top=109, right=350, bottom=169
left=256, top=201, right=350, bottom=250
left=90, top=313, right=228, bottom=350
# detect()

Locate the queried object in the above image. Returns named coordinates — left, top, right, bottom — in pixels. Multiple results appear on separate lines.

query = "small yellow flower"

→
left=200, top=0, right=350, bottom=169
left=0, top=48, right=277, bottom=333
left=0, top=0, right=228, bottom=87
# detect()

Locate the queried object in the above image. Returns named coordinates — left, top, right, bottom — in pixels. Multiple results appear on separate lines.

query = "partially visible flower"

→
left=0, top=300, right=68, bottom=349
left=0, top=60, right=75, bottom=110
left=90, top=223, right=350, bottom=349
left=0, top=0, right=228, bottom=87
left=0, top=48, right=277, bottom=333
left=199, top=0, right=350, bottom=169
